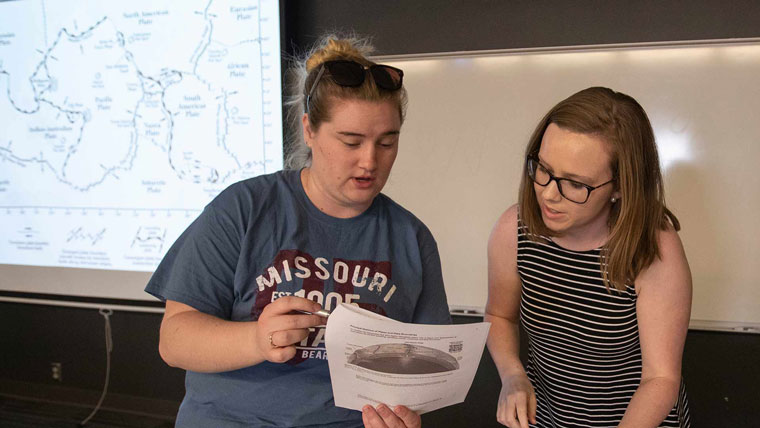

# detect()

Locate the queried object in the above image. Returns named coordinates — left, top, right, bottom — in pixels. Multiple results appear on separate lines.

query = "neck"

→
left=300, top=168, right=368, bottom=219
left=552, top=206, right=612, bottom=251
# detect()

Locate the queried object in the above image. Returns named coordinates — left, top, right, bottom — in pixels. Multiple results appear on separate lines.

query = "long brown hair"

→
left=518, top=87, right=679, bottom=291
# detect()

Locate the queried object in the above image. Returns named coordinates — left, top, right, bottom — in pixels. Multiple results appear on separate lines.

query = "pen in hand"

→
left=293, top=309, right=331, bottom=318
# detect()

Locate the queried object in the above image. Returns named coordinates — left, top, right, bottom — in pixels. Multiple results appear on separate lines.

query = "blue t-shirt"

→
left=146, top=169, right=451, bottom=427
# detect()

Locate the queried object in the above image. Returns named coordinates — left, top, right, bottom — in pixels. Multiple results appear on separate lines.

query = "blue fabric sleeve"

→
left=145, top=203, right=242, bottom=319
left=412, top=227, right=452, bottom=325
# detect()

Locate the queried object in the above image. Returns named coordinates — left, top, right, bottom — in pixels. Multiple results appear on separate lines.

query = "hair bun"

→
left=305, top=37, right=372, bottom=71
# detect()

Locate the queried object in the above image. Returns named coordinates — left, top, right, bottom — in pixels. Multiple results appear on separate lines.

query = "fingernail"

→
left=362, top=405, right=372, bottom=413
left=376, top=404, right=390, bottom=415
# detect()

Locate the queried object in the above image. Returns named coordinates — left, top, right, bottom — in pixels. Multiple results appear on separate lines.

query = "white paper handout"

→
left=325, top=303, right=490, bottom=414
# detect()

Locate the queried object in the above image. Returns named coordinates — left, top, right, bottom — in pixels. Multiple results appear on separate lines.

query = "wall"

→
left=284, top=0, right=760, bottom=55
left=2, top=1, right=760, bottom=426
left=377, top=43, right=760, bottom=325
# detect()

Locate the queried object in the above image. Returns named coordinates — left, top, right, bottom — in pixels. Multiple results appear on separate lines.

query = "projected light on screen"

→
left=0, top=0, right=283, bottom=273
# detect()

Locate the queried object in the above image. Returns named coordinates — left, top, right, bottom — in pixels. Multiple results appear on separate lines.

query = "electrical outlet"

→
left=50, top=362, right=62, bottom=382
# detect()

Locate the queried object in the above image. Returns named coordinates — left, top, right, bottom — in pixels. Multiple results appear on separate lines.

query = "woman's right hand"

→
left=496, top=372, right=537, bottom=428
left=254, top=296, right=326, bottom=363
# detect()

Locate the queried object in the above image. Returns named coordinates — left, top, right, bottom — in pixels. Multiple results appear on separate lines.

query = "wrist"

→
left=498, top=363, right=527, bottom=383
left=248, top=321, right=267, bottom=365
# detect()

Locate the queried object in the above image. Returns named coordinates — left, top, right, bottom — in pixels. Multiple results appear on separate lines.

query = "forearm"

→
left=618, top=376, right=680, bottom=428
left=485, top=313, right=525, bottom=381
left=159, top=310, right=264, bottom=372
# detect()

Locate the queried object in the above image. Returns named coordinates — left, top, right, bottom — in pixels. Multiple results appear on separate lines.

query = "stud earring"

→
left=610, top=197, right=617, bottom=204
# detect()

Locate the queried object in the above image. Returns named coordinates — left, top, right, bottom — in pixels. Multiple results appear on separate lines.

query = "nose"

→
left=358, top=143, right=377, bottom=172
left=540, top=177, right=562, bottom=202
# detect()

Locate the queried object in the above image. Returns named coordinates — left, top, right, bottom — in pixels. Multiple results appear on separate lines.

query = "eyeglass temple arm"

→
left=305, top=65, right=326, bottom=113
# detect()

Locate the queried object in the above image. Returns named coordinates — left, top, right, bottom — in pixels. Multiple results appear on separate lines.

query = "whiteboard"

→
left=379, top=39, right=760, bottom=328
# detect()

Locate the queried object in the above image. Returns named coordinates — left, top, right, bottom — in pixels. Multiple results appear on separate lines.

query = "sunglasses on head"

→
left=306, top=60, right=404, bottom=112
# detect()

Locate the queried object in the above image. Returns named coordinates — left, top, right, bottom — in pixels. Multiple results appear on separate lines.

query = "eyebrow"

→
left=537, top=156, right=594, bottom=183
left=337, top=130, right=400, bottom=138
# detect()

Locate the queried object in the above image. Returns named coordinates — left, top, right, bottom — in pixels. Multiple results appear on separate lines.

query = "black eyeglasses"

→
left=305, top=60, right=404, bottom=112
left=527, top=157, right=615, bottom=204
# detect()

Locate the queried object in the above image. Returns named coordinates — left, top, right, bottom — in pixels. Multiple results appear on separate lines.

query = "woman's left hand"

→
left=362, top=404, right=421, bottom=428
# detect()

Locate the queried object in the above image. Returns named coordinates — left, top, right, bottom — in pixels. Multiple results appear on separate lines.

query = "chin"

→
left=346, top=192, right=377, bottom=208
left=354, top=185, right=381, bottom=199
left=541, top=215, right=567, bottom=234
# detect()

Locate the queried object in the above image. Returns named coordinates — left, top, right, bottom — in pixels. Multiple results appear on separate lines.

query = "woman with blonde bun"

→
left=146, top=35, right=450, bottom=427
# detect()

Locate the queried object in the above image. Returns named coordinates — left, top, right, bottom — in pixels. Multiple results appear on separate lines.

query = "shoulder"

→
left=213, top=170, right=293, bottom=202
left=488, top=204, right=518, bottom=253
left=656, top=223, right=686, bottom=256
left=635, top=224, right=692, bottom=296
left=374, top=193, right=441, bottom=259
left=375, top=192, right=433, bottom=234
left=200, top=170, right=298, bottom=231
left=650, top=224, right=689, bottom=275
left=208, top=170, right=295, bottom=212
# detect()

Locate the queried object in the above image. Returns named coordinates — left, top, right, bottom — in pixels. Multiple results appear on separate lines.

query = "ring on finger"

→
left=268, top=333, right=276, bottom=348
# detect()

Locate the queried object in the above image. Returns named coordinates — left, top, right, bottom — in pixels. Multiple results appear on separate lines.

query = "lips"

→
left=352, top=176, right=375, bottom=189
left=541, top=203, right=565, bottom=221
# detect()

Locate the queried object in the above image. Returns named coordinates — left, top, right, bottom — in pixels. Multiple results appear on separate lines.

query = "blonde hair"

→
left=283, top=35, right=408, bottom=169
left=518, top=87, right=680, bottom=292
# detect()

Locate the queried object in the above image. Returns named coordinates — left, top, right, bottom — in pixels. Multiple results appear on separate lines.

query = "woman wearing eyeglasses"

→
left=146, top=36, right=450, bottom=428
left=485, top=87, right=691, bottom=428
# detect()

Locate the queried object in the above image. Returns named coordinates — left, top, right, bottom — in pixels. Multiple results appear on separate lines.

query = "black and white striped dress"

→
left=517, top=223, right=691, bottom=427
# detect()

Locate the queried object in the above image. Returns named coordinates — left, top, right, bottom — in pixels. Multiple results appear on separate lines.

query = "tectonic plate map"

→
left=0, top=0, right=282, bottom=271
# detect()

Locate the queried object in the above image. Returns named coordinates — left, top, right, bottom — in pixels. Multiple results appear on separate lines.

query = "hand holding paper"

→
left=325, top=304, right=490, bottom=414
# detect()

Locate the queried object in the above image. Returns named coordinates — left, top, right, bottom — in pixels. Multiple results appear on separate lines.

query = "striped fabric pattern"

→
left=517, top=224, right=691, bottom=427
